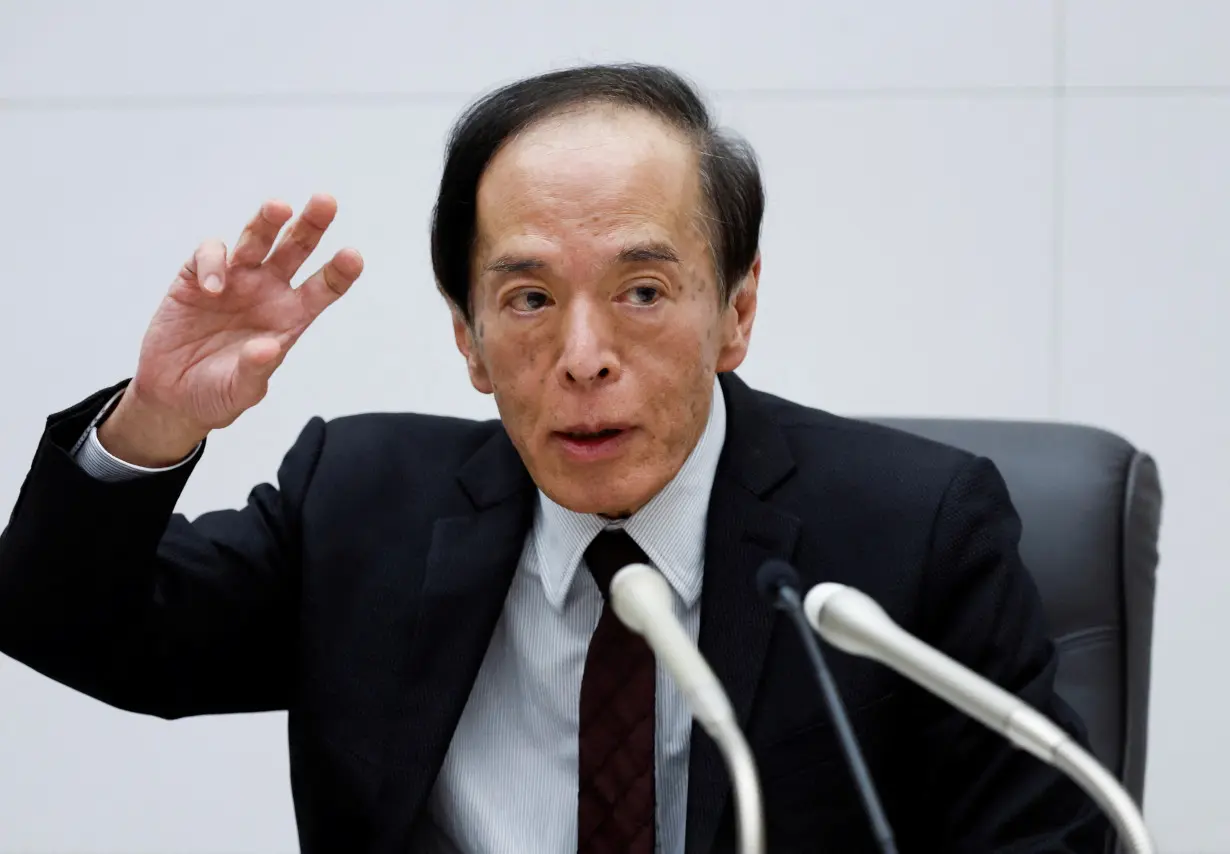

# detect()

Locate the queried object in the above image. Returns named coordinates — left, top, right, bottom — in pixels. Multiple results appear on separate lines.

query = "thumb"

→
left=231, top=337, right=286, bottom=408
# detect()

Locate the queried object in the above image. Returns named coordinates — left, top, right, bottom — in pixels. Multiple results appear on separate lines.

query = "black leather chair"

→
left=868, top=418, right=1162, bottom=811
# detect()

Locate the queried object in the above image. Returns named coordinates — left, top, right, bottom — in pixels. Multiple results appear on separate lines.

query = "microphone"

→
left=803, top=582, right=1156, bottom=854
left=609, top=563, right=765, bottom=854
left=755, top=561, right=898, bottom=854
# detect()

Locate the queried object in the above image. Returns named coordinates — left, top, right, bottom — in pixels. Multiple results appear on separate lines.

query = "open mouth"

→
left=554, top=426, right=632, bottom=460
left=562, top=428, right=624, bottom=441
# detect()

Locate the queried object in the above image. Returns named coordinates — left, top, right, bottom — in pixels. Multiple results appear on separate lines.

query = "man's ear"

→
left=716, top=254, right=760, bottom=373
left=452, top=308, right=494, bottom=394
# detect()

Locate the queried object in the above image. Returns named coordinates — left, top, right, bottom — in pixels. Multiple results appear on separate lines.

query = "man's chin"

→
left=554, top=495, right=643, bottom=517
left=537, top=477, right=655, bottom=518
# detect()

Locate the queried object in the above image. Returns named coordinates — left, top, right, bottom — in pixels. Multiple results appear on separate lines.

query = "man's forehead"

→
left=473, top=206, right=706, bottom=267
left=469, top=107, right=710, bottom=275
left=479, top=139, right=700, bottom=240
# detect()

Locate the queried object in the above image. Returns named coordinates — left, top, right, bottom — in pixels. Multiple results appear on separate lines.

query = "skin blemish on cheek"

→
left=519, top=338, right=543, bottom=365
left=682, top=268, right=711, bottom=303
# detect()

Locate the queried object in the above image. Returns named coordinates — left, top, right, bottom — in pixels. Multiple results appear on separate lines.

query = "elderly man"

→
left=0, top=64, right=1103, bottom=852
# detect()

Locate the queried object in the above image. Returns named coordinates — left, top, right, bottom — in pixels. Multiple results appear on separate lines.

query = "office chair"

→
left=868, top=417, right=1162, bottom=811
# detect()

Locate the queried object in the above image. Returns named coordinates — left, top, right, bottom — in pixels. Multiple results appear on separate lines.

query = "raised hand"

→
left=98, top=194, right=363, bottom=466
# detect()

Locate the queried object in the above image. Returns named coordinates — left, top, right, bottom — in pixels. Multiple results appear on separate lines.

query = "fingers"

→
left=265, top=193, right=338, bottom=281
left=184, top=239, right=228, bottom=295
left=298, top=247, right=364, bottom=319
left=231, top=199, right=293, bottom=267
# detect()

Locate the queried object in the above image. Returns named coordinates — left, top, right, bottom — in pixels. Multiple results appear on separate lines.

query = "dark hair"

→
left=430, top=63, right=765, bottom=322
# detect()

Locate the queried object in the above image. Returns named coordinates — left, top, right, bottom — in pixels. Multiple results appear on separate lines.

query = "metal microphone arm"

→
left=776, top=586, right=898, bottom=854
left=754, top=559, right=898, bottom=854
left=803, top=582, right=1156, bottom=854
left=610, top=564, right=765, bottom=854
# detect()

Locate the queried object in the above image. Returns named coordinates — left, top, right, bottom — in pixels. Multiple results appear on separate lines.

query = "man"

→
left=0, top=65, right=1104, bottom=852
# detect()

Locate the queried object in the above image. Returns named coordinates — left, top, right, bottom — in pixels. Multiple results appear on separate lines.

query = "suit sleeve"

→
left=73, top=387, right=202, bottom=481
left=916, top=456, right=1109, bottom=853
left=0, top=381, right=323, bottom=720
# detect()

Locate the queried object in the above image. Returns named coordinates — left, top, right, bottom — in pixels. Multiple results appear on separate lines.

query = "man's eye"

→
left=627, top=285, right=662, bottom=306
left=511, top=291, right=549, bottom=311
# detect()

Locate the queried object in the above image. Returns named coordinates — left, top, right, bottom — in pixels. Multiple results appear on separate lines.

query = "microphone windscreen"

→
left=755, top=559, right=801, bottom=603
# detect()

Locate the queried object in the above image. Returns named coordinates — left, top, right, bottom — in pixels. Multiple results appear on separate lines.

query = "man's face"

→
left=454, top=105, right=758, bottom=516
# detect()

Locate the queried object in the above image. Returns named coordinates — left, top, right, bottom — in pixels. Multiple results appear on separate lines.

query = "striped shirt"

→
left=76, top=379, right=727, bottom=854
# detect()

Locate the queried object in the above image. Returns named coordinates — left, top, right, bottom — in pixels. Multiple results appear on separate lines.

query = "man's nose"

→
left=558, top=299, right=620, bottom=388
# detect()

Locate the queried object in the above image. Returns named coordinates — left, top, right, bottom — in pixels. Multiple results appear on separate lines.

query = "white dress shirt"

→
left=74, top=379, right=727, bottom=854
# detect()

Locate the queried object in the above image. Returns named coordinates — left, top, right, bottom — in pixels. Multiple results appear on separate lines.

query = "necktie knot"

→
left=583, top=528, right=650, bottom=600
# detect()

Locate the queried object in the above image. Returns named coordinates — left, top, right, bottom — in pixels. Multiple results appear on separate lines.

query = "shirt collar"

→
left=534, top=376, right=727, bottom=611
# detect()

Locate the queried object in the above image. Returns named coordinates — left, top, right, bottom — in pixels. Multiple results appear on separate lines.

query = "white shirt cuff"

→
left=72, top=389, right=202, bottom=482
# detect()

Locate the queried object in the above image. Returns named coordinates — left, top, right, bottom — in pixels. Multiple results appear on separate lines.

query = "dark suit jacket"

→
left=0, top=373, right=1105, bottom=853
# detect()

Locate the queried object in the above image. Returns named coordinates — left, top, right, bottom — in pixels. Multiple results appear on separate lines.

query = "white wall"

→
left=0, top=1, right=1225, bottom=851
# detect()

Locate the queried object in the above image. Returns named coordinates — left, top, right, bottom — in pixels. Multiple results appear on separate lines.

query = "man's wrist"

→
left=95, top=390, right=207, bottom=468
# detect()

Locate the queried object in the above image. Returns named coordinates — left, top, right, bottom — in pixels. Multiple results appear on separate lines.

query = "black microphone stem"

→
left=777, top=587, right=899, bottom=854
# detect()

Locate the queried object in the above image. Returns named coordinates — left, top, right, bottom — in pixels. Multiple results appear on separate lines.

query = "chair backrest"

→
left=867, top=418, right=1162, bottom=804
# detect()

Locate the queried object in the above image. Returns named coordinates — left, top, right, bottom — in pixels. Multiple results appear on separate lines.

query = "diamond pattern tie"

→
left=577, top=529, right=657, bottom=854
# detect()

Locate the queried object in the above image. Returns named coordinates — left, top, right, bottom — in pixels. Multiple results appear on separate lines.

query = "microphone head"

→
left=755, top=559, right=801, bottom=604
left=609, top=563, right=673, bottom=635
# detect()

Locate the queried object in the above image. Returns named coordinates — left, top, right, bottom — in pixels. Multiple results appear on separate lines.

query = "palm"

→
left=131, top=195, right=362, bottom=430
left=141, top=268, right=307, bottom=426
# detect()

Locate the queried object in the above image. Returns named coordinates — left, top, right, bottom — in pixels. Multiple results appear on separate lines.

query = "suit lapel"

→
left=372, top=426, right=536, bottom=852
left=686, top=373, right=801, bottom=854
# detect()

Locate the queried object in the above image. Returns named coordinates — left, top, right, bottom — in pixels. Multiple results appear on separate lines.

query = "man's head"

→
left=431, top=64, right=764, bottom=516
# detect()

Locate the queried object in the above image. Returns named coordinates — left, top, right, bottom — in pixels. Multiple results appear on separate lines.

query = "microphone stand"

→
left=804, top=582, right=1156, bottom=854
left=707, top=714, right=766, bottom=854
left=610, top=564, right=765, bottom=854
left=772, top=586, right=899, bottom=854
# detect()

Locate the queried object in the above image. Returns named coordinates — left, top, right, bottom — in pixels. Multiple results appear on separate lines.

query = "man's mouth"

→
left=553, top=426, right=634, bottom=459
left=561, top=428, right=624, bottom=441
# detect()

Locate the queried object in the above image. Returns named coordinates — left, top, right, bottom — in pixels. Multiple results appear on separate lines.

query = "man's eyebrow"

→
left=483, top=256, right=547, bottom=274
left=616, top=242, right=680, bottom=265
left=481, top=242, right=680, bottom=274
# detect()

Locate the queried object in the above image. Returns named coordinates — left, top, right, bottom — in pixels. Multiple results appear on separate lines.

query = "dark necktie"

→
left=577, top=529, right=657, bottom=854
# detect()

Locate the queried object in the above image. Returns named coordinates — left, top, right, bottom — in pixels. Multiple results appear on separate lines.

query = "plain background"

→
left=0, top=1, right=1225, bottom=851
